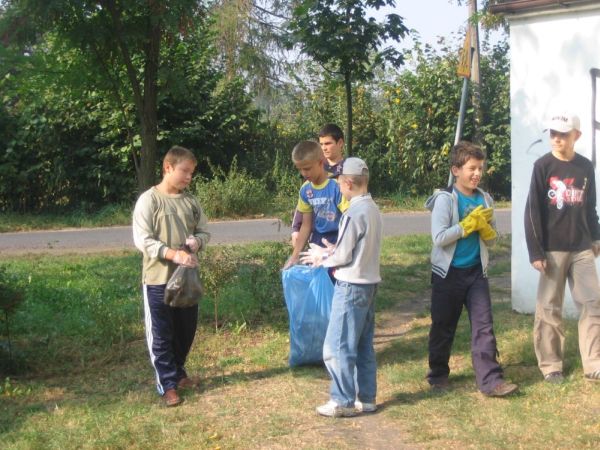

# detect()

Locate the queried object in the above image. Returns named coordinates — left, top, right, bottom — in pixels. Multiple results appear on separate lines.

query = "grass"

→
left=0, top=204, right=133, bottom=233
left=2, top=235, right=597, bottom=449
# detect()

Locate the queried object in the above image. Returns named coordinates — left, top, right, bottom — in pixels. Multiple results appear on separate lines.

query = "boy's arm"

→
left=585, top=165, right=600, bottom=242
left=322, top=215, right=356, bottom=268
left=290, top=208, right=303, bottom=247
left=190, top=202, right=211, bottom=252
left=285, top=187, right=313, bottom=267
left=291, top=208, right=303, bottom=233
left=524, top=164, right=546, bottom=263
left=431, top=195, right=464, bottom=247
left=132, top=192, right=167, bottom=259
left=284, top=212, right=312, bottom=268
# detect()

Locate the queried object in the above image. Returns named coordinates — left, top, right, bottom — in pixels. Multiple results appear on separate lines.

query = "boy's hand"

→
left=532, top=259, right=547, bottom=274
left=478, top=222, right=497, bottom=240
left=283, top=255, right=298, bottom=270
left=459, top=206, right=494, bottom=237
left=459, top=205, right=483, bottom=237
left=321, top=238, right=336, bottom=252
left=299, top=244, right=328, bottom=267
left=185, top=236, right=200, bottom=253
left=593, top=241, right=600, bottom=257
left=173, top=250, right=198, bottom=268
left=480, top=207, right=494, bottom=223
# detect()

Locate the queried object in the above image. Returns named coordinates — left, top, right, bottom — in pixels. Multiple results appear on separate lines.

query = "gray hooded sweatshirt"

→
left=424, top=186, right=496, bottom=278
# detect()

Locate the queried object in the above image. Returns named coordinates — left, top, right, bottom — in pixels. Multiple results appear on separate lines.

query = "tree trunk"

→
left=106, top=0, right=161, bottom=194
left=344, top=70, right=353, bottom=156
left=137, top=10, right=161, bottom=193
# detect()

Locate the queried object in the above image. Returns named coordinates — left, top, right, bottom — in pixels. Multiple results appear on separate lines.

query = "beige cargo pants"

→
left=534, top=250, right=600, bottom=376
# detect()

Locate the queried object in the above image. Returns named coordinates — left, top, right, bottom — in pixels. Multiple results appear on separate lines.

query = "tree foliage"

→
left=0, top=2, right=512, bottom=213
left=0, top=6, right=274, bottom=212
left=1, top=0, right=206, bottom=192
left=287, top=0, right=408, bottom=155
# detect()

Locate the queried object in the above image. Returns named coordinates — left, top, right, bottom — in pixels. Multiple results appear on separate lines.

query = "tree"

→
left=287, top=0, right=408, bottom=155
left=1, top=0, right=205, bottom=192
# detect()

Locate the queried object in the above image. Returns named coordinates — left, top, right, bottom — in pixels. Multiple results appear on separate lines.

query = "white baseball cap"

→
left=342, top=157, right=369, bottom=176
left=546, top=112, right=580, bottom=133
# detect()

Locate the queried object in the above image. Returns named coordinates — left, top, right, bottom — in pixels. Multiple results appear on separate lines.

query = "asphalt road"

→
left=0, top=209, right=510, bottom=256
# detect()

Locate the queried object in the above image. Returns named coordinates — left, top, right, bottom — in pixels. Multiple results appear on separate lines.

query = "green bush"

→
left=194, top=157, right=272, bottom=218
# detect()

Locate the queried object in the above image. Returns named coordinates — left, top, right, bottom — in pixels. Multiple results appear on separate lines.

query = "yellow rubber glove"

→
left=459, top=205, right=483, bottom=237
left=480, top=207, right=494, bottom=223
left=478, top=221, right=497, bottom=240
left=470, top=206, right=497, bottom=240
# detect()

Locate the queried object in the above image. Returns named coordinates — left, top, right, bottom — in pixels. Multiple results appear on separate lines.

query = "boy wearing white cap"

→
left=525, top=112, right=600, bottom=384
left=300, top=157, right=383, bottom=417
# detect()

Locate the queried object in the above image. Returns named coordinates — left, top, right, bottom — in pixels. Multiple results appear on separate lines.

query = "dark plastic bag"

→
left=281, top=265, right=334, bottom=367
left=164, top=265, right=203, bottom=308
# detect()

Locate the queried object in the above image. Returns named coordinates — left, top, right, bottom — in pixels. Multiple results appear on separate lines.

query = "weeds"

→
left=193, top=157, right=272, bottom=218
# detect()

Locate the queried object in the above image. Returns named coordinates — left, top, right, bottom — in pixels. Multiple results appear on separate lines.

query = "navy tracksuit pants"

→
left=427, top=265, right=504, bottom=394
left=143, top=284, right=198, bottom=395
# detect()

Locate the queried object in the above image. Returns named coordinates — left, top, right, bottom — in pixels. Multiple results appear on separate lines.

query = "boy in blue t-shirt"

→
left=291, top=124, right=346, bottom=247
left=284, top=140, right=348, bottom=268
left=424, top=141, right=518, bottom=397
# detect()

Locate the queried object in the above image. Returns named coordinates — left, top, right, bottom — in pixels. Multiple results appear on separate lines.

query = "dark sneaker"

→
left=163, top=388, right=183, bottom=407
left=584, top=370, right=600, bottom=382
left=544, top=371, right=564, bottom=384
left=485, top=382, right=518, bottom=397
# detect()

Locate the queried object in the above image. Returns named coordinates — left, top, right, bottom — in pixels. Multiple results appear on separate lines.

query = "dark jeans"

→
left=143, top=284, right=198, bottom=395
left=427, top=265, right=504, bottom=393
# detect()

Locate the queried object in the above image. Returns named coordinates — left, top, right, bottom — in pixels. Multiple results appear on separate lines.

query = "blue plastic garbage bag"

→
left=282, top=265, right=334, bottom=367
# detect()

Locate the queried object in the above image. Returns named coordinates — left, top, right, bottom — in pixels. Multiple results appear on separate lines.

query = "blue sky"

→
left=397, top=1, right=470, bottom=47
left=372, top=1, right=504, bottom=50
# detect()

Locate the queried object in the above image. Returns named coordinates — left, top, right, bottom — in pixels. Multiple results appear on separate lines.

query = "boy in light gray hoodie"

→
left=425, top=141, right=517, bottom=397
left=300, top=157, right=383, bottom=417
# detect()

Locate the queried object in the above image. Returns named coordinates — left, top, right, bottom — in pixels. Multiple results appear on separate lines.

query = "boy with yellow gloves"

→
left=424, top=141, right=518, bottom=397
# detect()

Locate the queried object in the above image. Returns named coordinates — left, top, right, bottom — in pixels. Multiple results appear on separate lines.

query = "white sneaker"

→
left=316, top=400, right=357, bottom=417
left=355, top=400, right=377, bottom=413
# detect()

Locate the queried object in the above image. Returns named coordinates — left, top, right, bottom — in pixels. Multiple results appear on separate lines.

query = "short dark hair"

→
left=318, top=123, right=344, bottom=142
left=451, top=141, right=485, bottom=168
left=292, top=140, right=323, bottom=162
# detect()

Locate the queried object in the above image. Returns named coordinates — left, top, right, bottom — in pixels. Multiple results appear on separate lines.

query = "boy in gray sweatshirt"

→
left=300, top=157, right=383, bottom=417
left=425, top=141, right=517, bottom=397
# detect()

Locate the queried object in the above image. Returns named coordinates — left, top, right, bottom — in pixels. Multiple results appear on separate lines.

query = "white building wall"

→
left=509, top=8, right=600, bottom=316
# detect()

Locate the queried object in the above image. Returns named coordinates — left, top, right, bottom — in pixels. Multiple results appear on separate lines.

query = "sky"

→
left=373, top=1, right=504, bottom=50
left=398, top=1, right=470, bottom=47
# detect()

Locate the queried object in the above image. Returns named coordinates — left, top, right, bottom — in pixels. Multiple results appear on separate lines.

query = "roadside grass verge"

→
left=1, top=235, right=597, bottom=449
left=0, top=204, right=133, bottom=233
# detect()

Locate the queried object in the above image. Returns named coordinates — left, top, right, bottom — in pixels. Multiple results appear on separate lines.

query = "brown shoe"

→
left=485, top=382, right=518, bottom=397
left=178, top=377, right=199, bottom=389
left=163, top=388, right=183, bottom=407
